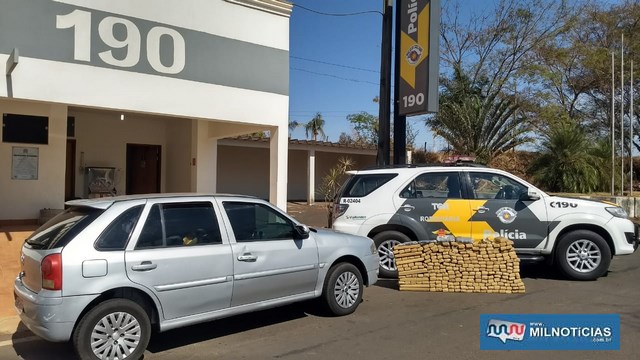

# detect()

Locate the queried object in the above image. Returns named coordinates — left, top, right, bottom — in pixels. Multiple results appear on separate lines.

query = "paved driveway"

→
left=1, top=250, right=638, bottom=360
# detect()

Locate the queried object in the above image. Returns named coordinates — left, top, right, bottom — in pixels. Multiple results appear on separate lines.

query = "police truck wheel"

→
left=555, top=230, right=611, bottom=281
left=373, top=231, right=410, bottom=278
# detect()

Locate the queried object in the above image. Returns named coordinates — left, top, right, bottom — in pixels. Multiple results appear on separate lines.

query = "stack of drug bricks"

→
left=394, top=237, right=525, bottom=293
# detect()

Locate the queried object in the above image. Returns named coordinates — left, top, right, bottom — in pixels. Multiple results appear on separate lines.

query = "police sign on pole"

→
left=398, top=0, right=439, bottom=115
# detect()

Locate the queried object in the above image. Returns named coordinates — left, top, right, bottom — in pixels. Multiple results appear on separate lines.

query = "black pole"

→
left=393, top=0, right=407, bottom=165
left=377, top=0, right=393, bottom=167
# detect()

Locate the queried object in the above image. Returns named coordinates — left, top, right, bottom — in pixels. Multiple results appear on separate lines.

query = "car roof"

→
left=65, top=193, right=259, bottom=210
left=347, top=165, right=490, bottom=175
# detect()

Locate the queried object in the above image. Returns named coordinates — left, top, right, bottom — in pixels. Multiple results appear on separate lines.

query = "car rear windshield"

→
left=25, top=206, right=103, bottom=249
left=338, top=173, right=398, bottom=198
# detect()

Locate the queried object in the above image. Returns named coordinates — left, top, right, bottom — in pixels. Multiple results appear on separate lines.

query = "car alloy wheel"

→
left=378, top=239, right=402, bottom=272
left=90, top=311, right=142, bottom=359
left=333, top=271, right=360, bottom=309
left=565, top=239, right=601, bottom=273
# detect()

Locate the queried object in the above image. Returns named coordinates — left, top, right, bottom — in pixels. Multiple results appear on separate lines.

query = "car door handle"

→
left=131, top=261, right=157, bottom=271
left=474, top=206, right=489, bottom=214
left=237, top=254, right=257, bottom=262
left=400, top=204, right=415, bottom=211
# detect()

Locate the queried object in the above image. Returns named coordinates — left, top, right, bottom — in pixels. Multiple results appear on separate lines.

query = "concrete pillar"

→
left=49, top=103, right=68, bottom=208
left=269, top=126, right=288, bottom=210
left=191, top=120, right=217, bottom=193
left=307, top=149, right=316, bottom=204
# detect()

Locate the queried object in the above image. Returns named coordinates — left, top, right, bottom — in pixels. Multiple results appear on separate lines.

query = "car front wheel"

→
left=322, top=262, right=363, bottom=316
left=555, top=230, right=611, bottom=281
left=73, top=298, right=151, bottom=360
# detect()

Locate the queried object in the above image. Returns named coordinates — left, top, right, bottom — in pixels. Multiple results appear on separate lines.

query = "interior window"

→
left=136, top=202, right=222, bottom=249
left=95, top=205, right=143, bottom=250
left=470, top=172, right=526, bottom=200
left=400, top=172, right=461, bottom=199
left=223, top=202, right=295, bottom=241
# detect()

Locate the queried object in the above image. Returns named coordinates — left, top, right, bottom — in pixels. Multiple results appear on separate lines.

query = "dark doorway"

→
left=65, top=139, right=76, bottom=201
left=126, top=144, right=161, bottom=195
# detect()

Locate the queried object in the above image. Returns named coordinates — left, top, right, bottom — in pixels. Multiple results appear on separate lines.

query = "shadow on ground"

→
left=147, top=300, right=327, bottom=354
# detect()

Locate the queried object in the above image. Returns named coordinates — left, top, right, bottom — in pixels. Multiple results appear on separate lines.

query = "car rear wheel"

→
left=555, top=230, right=611, bottom=281
left=373, top=231, right=411, bottom=278
left=322, top=262, right=363, bottom=316
left=73, top=298, right=151, bottom=360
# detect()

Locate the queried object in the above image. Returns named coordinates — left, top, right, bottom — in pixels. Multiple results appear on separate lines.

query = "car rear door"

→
left=125, top=198, right=233, bottom=320
left=219, top=199, right=319, bottom=307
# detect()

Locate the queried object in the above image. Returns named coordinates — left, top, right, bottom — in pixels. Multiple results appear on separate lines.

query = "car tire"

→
left=73, top=298, right=151, bottom=360
left=322, top=262, right=363, bottom=316
left=555, top=230, right=611, bottom=281
left=373, top=231, right=411, bottom=278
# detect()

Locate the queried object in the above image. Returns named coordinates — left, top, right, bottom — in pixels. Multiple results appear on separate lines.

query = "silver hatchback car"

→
left=14, top=194, right=379, bottom=360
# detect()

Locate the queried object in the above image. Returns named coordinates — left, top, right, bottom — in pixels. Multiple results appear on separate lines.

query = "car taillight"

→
left=42, top=253, right=62, bottom=291
left=333, top=203, right=349, bottom=220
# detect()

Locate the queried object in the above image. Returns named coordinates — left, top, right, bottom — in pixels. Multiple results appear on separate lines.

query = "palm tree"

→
left=288, top=120, right=300, bottom=138
left=305, top=112, right=326, bottom=141
left=426, top=66, right=531, bottom=163
left=528, top=120, right=599, bottom=193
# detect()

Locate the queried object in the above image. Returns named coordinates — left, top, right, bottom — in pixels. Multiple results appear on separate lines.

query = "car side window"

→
left=342, top=174, right=397, bottom=197
left=135, top=202, right=222, bottom=249
left=95, top=205, right=143, bottom=251
left=400, top=172, right=461, bottom=199
left=470, top=172, right=526, bottom=200
left=223, top=202, right=295, bottom=241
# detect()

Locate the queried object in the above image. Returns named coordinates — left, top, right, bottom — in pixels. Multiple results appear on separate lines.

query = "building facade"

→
left=0, top=0, right=292, bottom=222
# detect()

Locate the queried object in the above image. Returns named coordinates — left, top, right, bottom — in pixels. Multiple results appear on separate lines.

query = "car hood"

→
left=311, top=227, right=374, bottom=249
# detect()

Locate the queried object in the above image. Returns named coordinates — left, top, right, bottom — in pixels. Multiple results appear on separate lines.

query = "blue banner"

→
left=480, top=314, right=620, bottom=350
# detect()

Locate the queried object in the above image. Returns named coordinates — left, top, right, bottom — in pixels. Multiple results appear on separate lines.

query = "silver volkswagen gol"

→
left=15, top=194, right=379, bottom=360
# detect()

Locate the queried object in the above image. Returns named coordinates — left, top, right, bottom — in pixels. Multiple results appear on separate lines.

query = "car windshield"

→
left=26, top=206, right=103, bottom=249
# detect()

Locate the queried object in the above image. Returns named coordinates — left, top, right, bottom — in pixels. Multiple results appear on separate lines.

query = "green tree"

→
left=528, top=120, right=599, bottom=193
left=345, top=111, right=419, bottom=148
left=288, top=120, right=300, bottom=138
left=305, top=112, right=326, bottom=141
left=427, top=66, right=531, bottom=163
left=318, top=157, right=355, bottom=227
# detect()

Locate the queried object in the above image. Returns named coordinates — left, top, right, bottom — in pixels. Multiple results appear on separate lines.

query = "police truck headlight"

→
left=606, top=207, right=628, bottom=219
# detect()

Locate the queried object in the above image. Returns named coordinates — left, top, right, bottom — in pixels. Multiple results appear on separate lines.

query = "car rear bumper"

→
left=14, top=277, right=97, bottom=342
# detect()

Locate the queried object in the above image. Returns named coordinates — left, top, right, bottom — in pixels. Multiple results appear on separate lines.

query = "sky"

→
left=287, top=0, right=487, bottom=150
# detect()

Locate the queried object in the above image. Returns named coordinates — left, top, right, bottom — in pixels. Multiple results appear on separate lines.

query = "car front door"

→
left=467, top=171, right=549, bottom=249
left=394, top=171, right=473, bottom=242
left=220, top=200, right=319, bottom=307
left=125, top=199, right=234, bottom=320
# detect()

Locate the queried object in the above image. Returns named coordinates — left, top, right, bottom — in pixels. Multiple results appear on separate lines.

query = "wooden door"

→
left=65, top=139, right=76, bottom=201
left=126, top=144, right=161, bottom=194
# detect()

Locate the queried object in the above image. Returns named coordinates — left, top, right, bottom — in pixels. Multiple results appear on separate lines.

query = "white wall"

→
left=55, top=0, right=290, bottom=50
left=0, top=99, right=67, bottom=220
left=165, top=119, right=193, bottom=193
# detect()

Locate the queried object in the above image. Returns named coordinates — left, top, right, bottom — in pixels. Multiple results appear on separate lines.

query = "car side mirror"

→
left=294, top=224, right=310, bottom=239
left=520, top=189, right=540, bottom=201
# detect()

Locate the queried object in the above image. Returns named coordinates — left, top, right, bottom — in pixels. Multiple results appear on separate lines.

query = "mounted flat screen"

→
left=2, top=113, right=49, bottom=144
